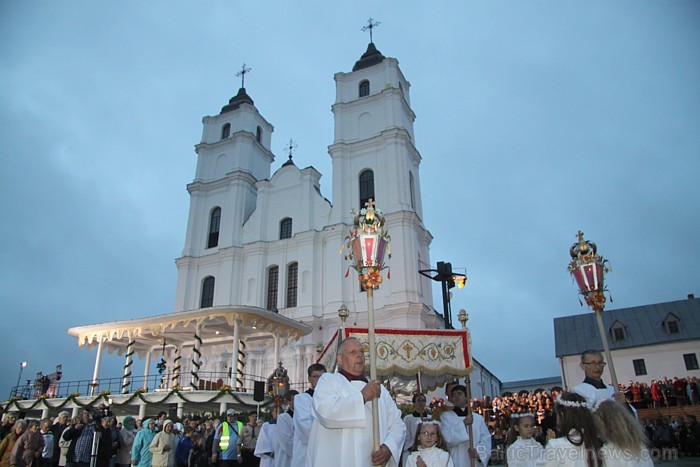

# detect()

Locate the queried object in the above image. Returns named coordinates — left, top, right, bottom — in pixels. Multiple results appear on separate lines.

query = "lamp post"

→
left=458, top=310, right=475, bottom=467
left=343, top=199, right=391, bottom=456
left=419, top=262, right=467, bottom=329
left=568, top=230, right=618, bottom=391
left=14, top=361, right=27, bottom=397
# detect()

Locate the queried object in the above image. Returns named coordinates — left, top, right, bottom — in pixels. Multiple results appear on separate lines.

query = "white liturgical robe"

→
left=275, top=412, right=294, bottom=467
left=308, top=372, right=406, bottom=467
left=440, top=410, right=491, bottom=466
left=292, top=392, right=314, bottom=467
left=254, top=422, right=277, bottom=467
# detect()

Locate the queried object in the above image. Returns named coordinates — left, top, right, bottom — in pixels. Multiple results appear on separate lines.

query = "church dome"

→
left=220, top=87, right=254, bottom=114
left=352, top=43, right=386, bottom=71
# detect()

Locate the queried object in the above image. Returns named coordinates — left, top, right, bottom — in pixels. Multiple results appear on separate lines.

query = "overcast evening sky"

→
left=1, top=1, right=699, bottom=398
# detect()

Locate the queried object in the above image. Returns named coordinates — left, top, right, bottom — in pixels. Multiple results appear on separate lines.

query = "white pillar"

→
left=143, top=348, right=152, bottom=391
left=190, top=325, right=202, bottom=390
left=41, top=407, right=49, bottom=419
left=236, top=340, right=246, bottom=390
left=138, top=403, right=146, bottom=420
left=219, top=402, right=227, bottom=415
left=172, top=346, right=182, bottom=388
left=273, top=333, right=280, bottom=370
left=231, top=320, right=240, bottom=388
left=71, top=407, right=80, bottom=418
left=177, top=402, right=184, bottom=419
left=122, top=338, right=135, bottom=394
left=91, top=340, right=105, bottom=396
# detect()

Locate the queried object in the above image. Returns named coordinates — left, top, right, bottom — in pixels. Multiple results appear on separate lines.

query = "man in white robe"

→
left=274, top=390, right=296, bottom=467
left=292, top=363, right=327, bottom=467
left=308, top=337, right=406, bottom=467
left=572, top=349, right=637, bottom=418
left=440, top=384, right=491, bottom=466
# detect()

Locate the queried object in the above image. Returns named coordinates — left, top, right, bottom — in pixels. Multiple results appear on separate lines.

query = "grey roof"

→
left=501, top=376, right=562, bottom=390
left=554, top=297, right=700, bottom=358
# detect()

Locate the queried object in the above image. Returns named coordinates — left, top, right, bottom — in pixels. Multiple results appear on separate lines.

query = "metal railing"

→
left=7, top=371, right=305, bottom=400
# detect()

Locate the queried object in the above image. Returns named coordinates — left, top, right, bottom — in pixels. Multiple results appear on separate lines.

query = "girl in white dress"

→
left=537, top=392, right=600, bottom=467
left=405, top=421, right=453, bottom=467
left=592, top=399, right=653, bottom=467
left=506, top=413, right=544, bottom=467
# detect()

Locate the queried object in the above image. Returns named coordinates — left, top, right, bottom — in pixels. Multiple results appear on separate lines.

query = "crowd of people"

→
left=0, top=346, right=698, bottom=466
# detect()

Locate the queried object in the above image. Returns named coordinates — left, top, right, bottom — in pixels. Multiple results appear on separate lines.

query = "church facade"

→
left=175, top=43, right=437, bottom=388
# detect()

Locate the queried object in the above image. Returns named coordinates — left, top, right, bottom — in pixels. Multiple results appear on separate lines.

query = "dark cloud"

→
left=1, top=1, right=698, bottom=396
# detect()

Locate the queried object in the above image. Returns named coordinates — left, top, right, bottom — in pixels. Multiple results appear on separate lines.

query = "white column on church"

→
left=293, top=345, right=302, bottom=389
left=90, top=339, right=105, bottom=396
left=122, top=338, right=136, bottom=394
left=143, top=347, right=153, bottom=390
left=273, top=333, right=280, bottom=370
left=190, top=325, right=202, bottom=390
left=172, top=345, right=182, bottom=388
left=231, top=320, right=240, bottom=388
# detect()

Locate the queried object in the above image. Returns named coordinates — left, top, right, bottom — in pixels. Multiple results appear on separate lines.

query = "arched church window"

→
left=221, top=123, right=230, bottom=140
left=201, top=276, right=215, bottom=308
left=359, top=80, right=370, bottom=97
left=359, top=169, right=375, bottom=209
left=256, top=126, right=263, bottom=143
left=279, top=218, right=292, bottom=239
left=286, top=262, right=298, bottom=308
left=207, top=207, right=221, bottom=248
left=267, top=266, right=279, bottom=312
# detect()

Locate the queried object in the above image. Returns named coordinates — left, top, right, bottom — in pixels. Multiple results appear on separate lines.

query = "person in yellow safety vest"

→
left=212, top=409, right=243, bottom=465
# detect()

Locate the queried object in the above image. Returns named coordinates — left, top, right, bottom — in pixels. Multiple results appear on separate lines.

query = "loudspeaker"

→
left=253, top=381, right=265, bottom=402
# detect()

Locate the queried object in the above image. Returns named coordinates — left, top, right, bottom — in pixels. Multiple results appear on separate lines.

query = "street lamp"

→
left=568, top=230, right=619, bottom=391
left=14, top=361, right=28, bottom=397
left=343, top=199, right=391, bottom=455
left=419, top=261, right=467, bottom=329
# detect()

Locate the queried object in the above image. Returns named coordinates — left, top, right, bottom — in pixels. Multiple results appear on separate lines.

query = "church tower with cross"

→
left=169, top=36, right=437, bottom=385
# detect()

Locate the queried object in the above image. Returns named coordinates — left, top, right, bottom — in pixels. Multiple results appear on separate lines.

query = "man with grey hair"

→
left=308, top=337, right=405, bottom=467
left=572, top=349, right=627, bottom=406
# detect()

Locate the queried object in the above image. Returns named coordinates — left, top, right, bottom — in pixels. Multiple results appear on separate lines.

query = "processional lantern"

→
left=567, top=230, right=619, bottom=391
left=343, top=198, right=391, bottom=457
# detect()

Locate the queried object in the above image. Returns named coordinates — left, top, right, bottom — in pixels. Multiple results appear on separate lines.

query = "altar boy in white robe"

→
left=440, top=384, right=492, bottom=466
left=308, top=337, right=406, bottom=467
left=254, top=407, right=279, bottom=467
left=292, top=363, right=326, bottom=467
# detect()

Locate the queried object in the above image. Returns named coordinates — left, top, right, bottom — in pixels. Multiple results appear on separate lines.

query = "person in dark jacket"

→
left=50, top=412, right=69, bottom=467
left=62, top=410, right=96, bottom=467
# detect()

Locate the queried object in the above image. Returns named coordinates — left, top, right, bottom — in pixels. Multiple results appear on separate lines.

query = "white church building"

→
left=21, top=41, right=503, bottom=416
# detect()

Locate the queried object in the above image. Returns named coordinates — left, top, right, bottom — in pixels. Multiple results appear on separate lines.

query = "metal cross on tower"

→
left=285, top=138, right=298, bottom=162
left=236, top=63, right=252, bottom=88
left=361, top=18, right=381, bottom=43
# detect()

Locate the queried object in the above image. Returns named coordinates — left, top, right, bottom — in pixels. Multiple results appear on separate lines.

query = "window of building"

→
left=267, top=266, right=279, bottom=311
left=280, top=218, right=292, bottom=240
left=256, top=126, right=263, bottom=143
left=663, top=313, right=680, bottom=334
left=201, top=276, right=215, bottom=308
left=221, top=123, right=230, bottom=140
left=359, top=80, right=370, bottom=97
left=684, top=353, right=699, bottom=371
left=359, top=169, right=375, bottom=209
left=207, top=207, right=221, bottom=248
left=286, top=262, right=298, bottom=308
left=633, top=359, right=647, bottom=376
left=610, top=321, right=626, bottom=342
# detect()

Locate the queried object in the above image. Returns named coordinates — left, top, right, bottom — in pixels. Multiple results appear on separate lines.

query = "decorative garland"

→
left=1, top=387, right=272, bottom=415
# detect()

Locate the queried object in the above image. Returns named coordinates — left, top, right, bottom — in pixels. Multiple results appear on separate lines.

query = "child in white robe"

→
left=537, top=392, right=600, bottom=467
left=592, top=399, right=653, bottom=467
left=405, top=421, right=453, bottom=467
left=254, top=408, right=279, bottom=467
left=506, top=413, right=544, bottom=467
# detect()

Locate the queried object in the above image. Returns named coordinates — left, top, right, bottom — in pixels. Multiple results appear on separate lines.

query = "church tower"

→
left=174, top=84, right=275, bottom=312
left=327, top=42, right=434, bottom=330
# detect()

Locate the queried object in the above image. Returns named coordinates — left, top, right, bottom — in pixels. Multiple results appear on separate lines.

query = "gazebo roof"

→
left=67, top=306, right=313, bottom=358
